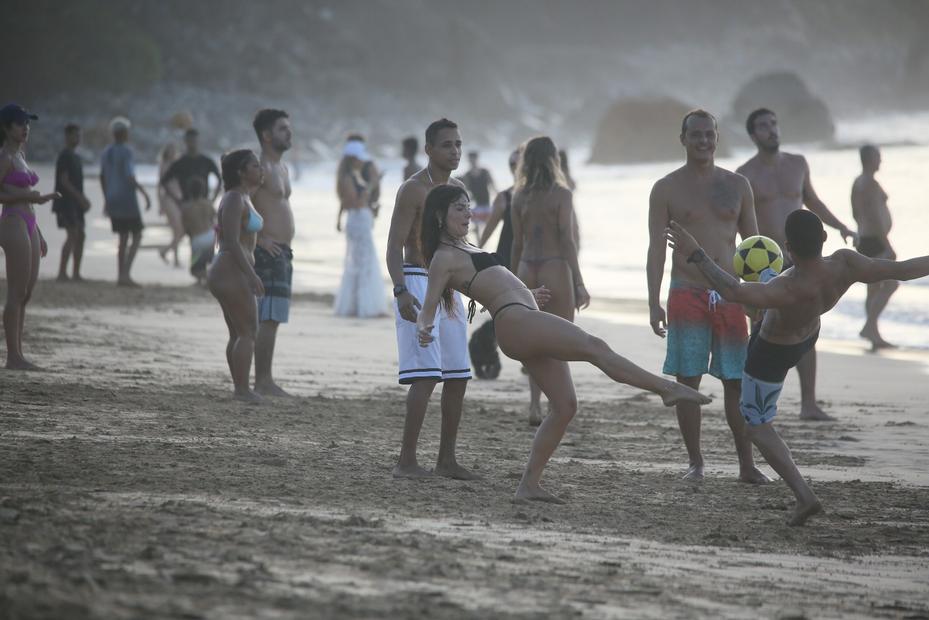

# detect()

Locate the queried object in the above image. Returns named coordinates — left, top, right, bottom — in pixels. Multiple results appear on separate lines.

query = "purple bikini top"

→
left=3, top=169, right=39, bottom=188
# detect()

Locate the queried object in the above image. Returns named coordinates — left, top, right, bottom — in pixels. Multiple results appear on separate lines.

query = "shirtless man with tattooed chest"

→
left=647, top=110, right=768, bottom=484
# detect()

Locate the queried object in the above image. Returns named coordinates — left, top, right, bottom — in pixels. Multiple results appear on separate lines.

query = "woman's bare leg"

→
left=515, top=357, right=577, bottom=504
left=497, top=309, right=709, bottom=406
left=0, top=219, right=38, bottom=369
left=210, top=266, right=261, bottom=402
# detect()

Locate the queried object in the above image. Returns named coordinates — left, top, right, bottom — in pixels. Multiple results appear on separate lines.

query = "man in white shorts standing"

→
left=385, top=118, right=478, bottom=480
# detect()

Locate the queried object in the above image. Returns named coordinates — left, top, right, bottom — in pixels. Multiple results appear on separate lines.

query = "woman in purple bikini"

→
left=0, top=104, right=59, bottom=370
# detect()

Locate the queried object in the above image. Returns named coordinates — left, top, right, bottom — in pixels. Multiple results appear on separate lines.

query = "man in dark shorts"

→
left=852, top=145, right=897, bottom=349
left=667, top=210, right=929, bottom=525
left=100, top=117, right=151, bottom=287
left=738, top=108, right=857, bottom=421
left=52, top=123, right=91, bottom=282
left=159, top=128, right=221, bottom=203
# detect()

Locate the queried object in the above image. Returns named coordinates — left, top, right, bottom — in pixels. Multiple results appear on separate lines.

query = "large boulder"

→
left=588, top=97, right=732, bottom=164
left=729, top=71, right=835, bottom=144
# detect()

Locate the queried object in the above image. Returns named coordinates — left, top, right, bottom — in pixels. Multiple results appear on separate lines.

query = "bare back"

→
left=649, top=165, right=757, bottom=289
left=760, top=251, right=862, bottom=343
left=252, top=153, right=293, bottom=245
left=511, top=185, right=571, bottom=261
left=737, top=152, right=807, bottom=249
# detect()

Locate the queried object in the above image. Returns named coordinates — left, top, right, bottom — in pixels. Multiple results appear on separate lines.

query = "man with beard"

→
left=385, top=118, right=478, bottom=480
left=737, top=108, right=857, bottom=421
left=647, top=110, right=768, bottom=483
left=251, top=109, right=295, bottom=397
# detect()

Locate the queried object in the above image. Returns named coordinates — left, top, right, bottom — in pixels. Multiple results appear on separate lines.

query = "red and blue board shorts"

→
left=662, top=280, right=748, bottom=380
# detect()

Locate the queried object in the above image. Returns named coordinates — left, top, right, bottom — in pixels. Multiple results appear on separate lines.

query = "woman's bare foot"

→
left=682, top=463, right=705, bottom=481
left=661, top=382, right=711, bottom=407
left=528, top=403, right=543, bottom=427
left=117, top=278, right=141, bottom=288
left=233, top=389, right=264, bottom=404
left=71, top=274, right=84, bottom=283
left=739, top=466, right=772, bottom=484
left=434, top=462, right=483, bottom=480
left=56, top=272, right=69, bottom=282
left=6, top=357, right=43, bottom=371
left=158, top=247, right=169, bottom=264
left=788, top=496, right=823, bottom=526
left=392, top=464, right=434, bottom=479
left=255, top=381, right=291, bottom=398
left=514, top=482, right=566, bottom=504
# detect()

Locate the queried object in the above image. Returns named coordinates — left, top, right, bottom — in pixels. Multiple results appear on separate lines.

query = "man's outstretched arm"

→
left=666, top=220, right=797, bottom=309
left=840, top=248, right=929, bottom=284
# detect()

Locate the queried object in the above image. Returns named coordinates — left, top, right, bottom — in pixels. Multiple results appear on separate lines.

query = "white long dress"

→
left=334, top=207, right=388, bottom=317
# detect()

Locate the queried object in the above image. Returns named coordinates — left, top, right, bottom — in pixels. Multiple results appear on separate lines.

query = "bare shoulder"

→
left=783, top=151, right=808, bottom=169
left=396, top=174, right=428, bottom=206
left=552, top=184, right=573, bottom=201
left=736, top=154, right=760, bottom=176
left=650, top=170, right=677, bottom=195
left=429, top=245, right=457, bottom=271
left=449, top=176, right=467, bottom=190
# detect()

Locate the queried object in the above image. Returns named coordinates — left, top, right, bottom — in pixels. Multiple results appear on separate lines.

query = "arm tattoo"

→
left=691, top=250, right=740, bottom=296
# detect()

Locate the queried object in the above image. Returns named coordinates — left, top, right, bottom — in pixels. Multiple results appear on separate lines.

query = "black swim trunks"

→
left=857, top=236, right=887, bottom=258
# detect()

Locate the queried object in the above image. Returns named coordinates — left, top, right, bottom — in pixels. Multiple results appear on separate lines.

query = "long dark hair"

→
left=421, top=184, right=468, bottom=314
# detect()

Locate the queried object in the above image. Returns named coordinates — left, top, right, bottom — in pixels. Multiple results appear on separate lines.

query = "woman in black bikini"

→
left=511, top=136, right=588, bottom=425
left=417, top=185, right=710, bottom=503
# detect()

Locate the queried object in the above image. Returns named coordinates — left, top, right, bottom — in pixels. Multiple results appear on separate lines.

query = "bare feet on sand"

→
left=434, top=463, right=483, bottom=480
left=5, top=357, right=43, bottom=371
left=860, top=327, right=895, bottom=351
left=514, top=483, right=566, bottom=505
left=56, top=273, right=69, bottom=282
left=789, top=496, right=823, bottom=526
left=528, top=403, right=543, bottom=427
left=255, top=381, right=292, bottom=398
left=682, top=463, right=705, bottom=481
left=739, top=467, right=772, bottom=484
left=661, top=382, right=711, bottom=407
left=392, top=464, right=434, bottom=479
left=233, top=389, right=264, bottom=404
left=117, top=278, right=141, bottom=288
left=799, top=402, right=835, bottom=422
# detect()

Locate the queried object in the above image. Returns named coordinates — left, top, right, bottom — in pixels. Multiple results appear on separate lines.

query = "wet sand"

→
left=1, top=281, right=928, bottom=619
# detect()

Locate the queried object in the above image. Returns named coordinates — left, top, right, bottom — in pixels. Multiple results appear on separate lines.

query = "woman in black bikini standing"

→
left=511, top=136, right=589, bottom=425
left=417, top=185, right=710, bottom=504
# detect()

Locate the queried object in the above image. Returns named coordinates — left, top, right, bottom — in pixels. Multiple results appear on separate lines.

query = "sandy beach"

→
left=1, top=274, right=928, bottom=619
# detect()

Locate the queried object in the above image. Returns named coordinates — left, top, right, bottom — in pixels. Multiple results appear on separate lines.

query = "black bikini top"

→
left=442, top=242, right=503, bottom=322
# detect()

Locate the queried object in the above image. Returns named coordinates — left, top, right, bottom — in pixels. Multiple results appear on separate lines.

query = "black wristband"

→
left=686, top=249, right=706, bottom=264
left=393, top=284, right=408, bottom=297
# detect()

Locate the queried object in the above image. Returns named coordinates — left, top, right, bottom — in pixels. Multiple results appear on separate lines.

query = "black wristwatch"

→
left=393, top=284, right=408, bottom=297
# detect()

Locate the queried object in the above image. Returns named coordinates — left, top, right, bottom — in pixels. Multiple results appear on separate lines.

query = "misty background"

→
left=9, top=0, right=929, bottom=161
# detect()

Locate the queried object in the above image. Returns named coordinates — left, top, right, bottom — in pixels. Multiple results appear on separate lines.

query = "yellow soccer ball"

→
left=733, top=235, right=784, bottom=282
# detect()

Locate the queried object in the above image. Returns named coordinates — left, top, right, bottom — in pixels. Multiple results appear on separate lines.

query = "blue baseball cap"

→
left=0, top=104, right=38, bottom=125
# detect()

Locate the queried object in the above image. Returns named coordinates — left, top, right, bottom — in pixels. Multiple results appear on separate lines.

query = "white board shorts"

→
left=395, top=265, right=471, bottom=384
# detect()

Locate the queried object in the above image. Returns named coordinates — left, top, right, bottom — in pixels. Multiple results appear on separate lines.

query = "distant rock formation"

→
left=589, top=97, right=732, bottom=164
left=728, top=72, right=835, bottom=143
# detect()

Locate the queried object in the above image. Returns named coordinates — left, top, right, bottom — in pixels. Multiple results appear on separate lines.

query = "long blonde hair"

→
left=335, top=155, right=363, bottom=198
left=514, top=136, right=568, bottom=194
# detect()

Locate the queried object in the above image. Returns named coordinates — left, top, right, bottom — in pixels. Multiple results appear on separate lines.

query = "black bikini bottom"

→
left=492, top=302, right=534, bottom=321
